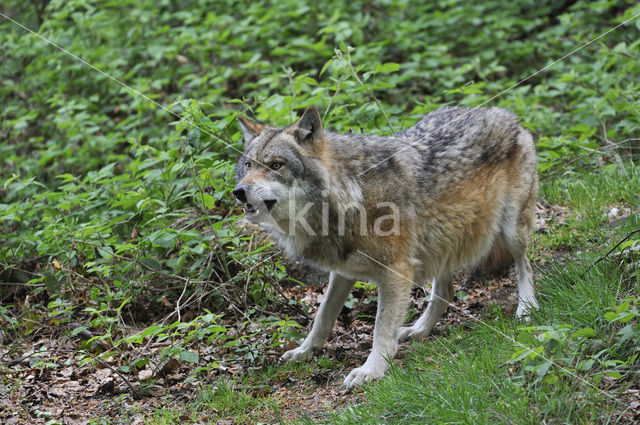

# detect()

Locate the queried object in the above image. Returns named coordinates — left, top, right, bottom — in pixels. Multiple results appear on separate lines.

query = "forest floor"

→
left=0, top=202, right=579, bottom=425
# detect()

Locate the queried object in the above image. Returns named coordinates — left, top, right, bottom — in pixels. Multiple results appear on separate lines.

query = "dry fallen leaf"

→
left=161, top=296, right=172, bottom=308
left=156, top=358, right=179, bottom=378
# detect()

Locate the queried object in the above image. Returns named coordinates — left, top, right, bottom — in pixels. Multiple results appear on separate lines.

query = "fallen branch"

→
left=581, top=229, right=640, bottom=279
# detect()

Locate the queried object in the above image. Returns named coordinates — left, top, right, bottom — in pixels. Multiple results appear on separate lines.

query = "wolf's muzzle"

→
left=233, top=185, right=248, bottom=204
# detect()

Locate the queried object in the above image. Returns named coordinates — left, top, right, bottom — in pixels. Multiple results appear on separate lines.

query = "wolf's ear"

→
left=293, top=107, right=323, bottom=146
left=238, top=115, right=264, bottom=144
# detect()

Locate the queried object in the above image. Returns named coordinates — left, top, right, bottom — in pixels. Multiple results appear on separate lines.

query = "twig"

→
left=175, top=278, right=189, bottom=322
left=343, top=49, right=396, bottom=133
left=0, top=261, right=45, bottom=278
left=6, top=350, right=46, bottom=366
left=0, top=282, right=44, bottom=286
left=581, top=229, right=640, bottom=279
left=71, top=349, right=141, bottom=399
left=270, top=281, right=311, bottom=319
left=602, top=123, right=628, bottom=178
left=542, top=138, right=640, bottom=180
left=6, top=346, right=138, bottom=398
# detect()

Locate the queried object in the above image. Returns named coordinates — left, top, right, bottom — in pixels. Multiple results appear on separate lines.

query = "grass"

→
left=144, top=356, right=347, bottom=424
left=535, top=164, right=640, bottom=252
left=159, top=380, right=281, bottom=424
left=321, top=328, right=611, bottom=424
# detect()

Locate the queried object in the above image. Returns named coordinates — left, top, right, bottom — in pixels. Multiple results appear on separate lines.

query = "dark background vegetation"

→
left=1, top=0, right=639, bottom=423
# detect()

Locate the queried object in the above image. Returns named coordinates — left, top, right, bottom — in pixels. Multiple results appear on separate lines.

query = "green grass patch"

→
left=146, top=356, right=345, bottom=424
left=536, top=163, right=640, bottom=251
left=320, top=326, right=615, bottom=424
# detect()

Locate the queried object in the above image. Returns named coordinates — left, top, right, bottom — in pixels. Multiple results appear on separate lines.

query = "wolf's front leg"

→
left=343, top=270, right=412, bottom=388
left=281, top=272, right=355, bottom=362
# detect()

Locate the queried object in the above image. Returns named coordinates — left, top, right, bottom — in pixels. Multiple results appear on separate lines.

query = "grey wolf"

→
left=233, top=106, right=539, bottom=387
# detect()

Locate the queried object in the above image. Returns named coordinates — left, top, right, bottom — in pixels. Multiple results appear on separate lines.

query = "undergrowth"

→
left=1, top=0, right=640, bottom=423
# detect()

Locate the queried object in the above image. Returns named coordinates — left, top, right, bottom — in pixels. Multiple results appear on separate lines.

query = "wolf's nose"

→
left=233, top=185, right=248, bottom=204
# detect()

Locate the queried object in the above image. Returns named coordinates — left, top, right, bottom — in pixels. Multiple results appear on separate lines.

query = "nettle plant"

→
left=509, top=297, right=639, bottom=387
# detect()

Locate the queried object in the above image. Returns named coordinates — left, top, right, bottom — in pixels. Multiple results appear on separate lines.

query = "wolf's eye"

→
left=270, top=162, right=283, bottom=170
left=245, top=161, right=251, bottom=169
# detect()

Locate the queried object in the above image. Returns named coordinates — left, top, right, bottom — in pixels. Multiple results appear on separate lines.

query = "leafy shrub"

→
left=1, top=0, right=639, bottom=380
left=509, top=298, right=639, bottom=387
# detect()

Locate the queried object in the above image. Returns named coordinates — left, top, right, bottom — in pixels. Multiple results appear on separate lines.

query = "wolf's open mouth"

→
left=245, top=200, right=276, bottom=215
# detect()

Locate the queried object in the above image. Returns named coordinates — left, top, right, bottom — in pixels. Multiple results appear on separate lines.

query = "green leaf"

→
left=571, top=327, right=595, bottom=339
left=603, top=311, right=618, bottom=322
left=617, top=324, right=637, bottom=343
left=319, top=59, right=333, bottom=76
left=516, top=331, right=532, bottom=344
left=140, top=325, right=164, bottom=338
left=618, top=240, right=637, bottom=251
left=569, top=123, right=592, bottom=134
left=139, top=257, right=162, bottom=270
left=618, top=311, right=636, bottom=323
left=578, top=359, right=594, bottom=371
left=510, top=348, right=534, bottom=363
left=535, top=360, right=553, bottom=377
left=70, top=326, right=88, bottom=337
left=130, top=357, right=150, bottom=368
left=154, top=232, right=176, bottom=248
left=179, top=350, right=199, bottom=364
left=376, top=62, right=400, bottom=73
left=56, top=173, right=76, bottom=183
left=201, top=193, right=216, bottom=209
left=604, top=371, right=622, bottom=379
left=616, top=301, right=630, bottom=314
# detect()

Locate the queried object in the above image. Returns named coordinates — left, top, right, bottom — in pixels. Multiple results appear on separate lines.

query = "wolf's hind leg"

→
left=281, top=272, right=355, bottom=362
left=501, top=216, right=538, bottom=318
left=397, top=275, right=453, bottom=342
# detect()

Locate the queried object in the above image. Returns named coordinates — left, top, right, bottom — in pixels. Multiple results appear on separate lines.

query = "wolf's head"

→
left=233, top=107, right=327, bottom=234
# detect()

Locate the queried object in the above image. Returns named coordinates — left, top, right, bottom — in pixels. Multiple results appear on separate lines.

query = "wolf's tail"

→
left=475, top=238, right=514, bottom=276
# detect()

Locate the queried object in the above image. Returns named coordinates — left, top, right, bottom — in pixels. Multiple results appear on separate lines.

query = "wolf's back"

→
left=392, top=106, right=538, bottom=275
left=385, top=107, right=536, bottom=198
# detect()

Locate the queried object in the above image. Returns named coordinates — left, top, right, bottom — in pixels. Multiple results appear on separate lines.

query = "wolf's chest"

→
left=273, top=231, right=376, bottom=281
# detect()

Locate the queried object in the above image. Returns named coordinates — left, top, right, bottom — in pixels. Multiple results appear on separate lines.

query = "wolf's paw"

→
left=397, top=326, right=416, bottom=342
left=343, top=364, right=385, bottom=388
left=280, top=345, right=313, bottom=363
left=398, top=325, right=427, bottom=342
left=515, top=299, right=539, bottom=320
